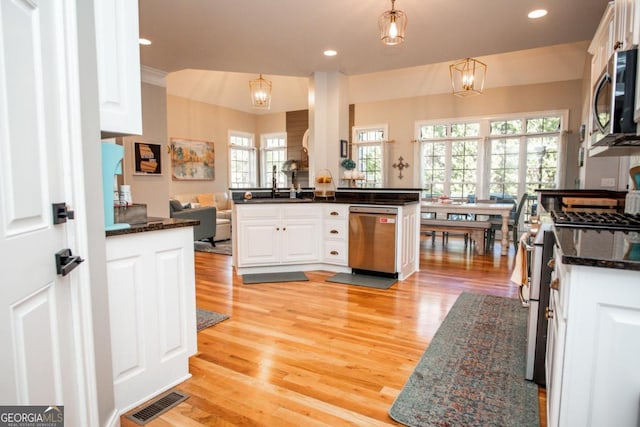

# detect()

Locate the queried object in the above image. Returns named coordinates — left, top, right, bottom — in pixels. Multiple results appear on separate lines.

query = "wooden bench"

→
left=420, top=220, right=492, bottom=255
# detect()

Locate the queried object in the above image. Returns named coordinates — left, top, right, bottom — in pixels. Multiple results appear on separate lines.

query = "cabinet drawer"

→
left=237, top=205, right=279, bottom=220
left=324, top=241, right=347, bottom=265
left=282, top=204, right=321, bottom=219
left=323, top=204, right=349, bottom=219
left=324, top=220, right=347, bottom=240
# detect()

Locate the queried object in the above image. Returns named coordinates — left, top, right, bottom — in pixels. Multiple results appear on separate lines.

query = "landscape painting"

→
left=170, top=138, right=215, bottom=180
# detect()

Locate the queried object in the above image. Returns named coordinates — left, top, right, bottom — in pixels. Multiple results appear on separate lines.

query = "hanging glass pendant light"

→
left=249, top=74, right=272, bottom=109
left=449, top=58, right=487, bottom=97
left=379, top=0, right=407, bottom=46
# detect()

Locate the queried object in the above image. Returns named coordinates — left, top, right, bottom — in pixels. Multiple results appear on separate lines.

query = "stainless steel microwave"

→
left=591, top=47, right=639, bottom=147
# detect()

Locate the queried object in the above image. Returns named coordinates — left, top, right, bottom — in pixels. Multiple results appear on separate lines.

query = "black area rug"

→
left=196, top=308, right=229, bottom=332
left=389, top=292, right=539, bottom=427
left=194, top=240, right=232, bottom=256
left=326, top=273, right=397, bottom=289
left=242, top=271, right=309, bottom=284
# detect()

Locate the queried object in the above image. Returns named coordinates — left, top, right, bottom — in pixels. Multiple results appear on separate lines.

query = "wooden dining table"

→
left=420, top=201, right=515, bottom=255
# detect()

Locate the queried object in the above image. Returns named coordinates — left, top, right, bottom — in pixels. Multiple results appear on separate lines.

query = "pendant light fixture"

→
left=249, top=74, right=272, bottom=109
left=379, top=0, right=407, bottom=46
left=449, top=58, right=487, bottom=97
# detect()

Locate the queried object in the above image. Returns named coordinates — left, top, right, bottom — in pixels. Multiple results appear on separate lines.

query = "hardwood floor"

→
left=122, top=236, right=546, bottom=426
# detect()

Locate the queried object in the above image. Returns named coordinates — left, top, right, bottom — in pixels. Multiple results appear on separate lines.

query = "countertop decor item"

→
left=341, top=158, right=356, bottom=170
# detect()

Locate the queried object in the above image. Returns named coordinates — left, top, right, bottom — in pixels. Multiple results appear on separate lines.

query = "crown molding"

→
left=141, top=65, right=167, bottom=87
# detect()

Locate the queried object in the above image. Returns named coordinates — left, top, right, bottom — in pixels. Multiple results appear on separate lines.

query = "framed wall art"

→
left=133, top=142, right=162, bottom=175
left=340, top=139, right=348, bottom=158
left=170, top=138, right=215, bottom=180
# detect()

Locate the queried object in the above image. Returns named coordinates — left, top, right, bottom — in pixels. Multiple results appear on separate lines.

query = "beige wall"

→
left=354, top=79, right=585, bottom=189
left=123, top=82, right=171, bottom=217
left=167, top=95, right=258, bottom=196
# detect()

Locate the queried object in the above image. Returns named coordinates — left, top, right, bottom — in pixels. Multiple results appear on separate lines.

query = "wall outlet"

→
left=601, top=177, right=616, bottom=187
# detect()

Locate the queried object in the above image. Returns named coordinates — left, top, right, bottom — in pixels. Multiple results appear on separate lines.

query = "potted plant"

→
left=341, top=158, right=356, bottom=178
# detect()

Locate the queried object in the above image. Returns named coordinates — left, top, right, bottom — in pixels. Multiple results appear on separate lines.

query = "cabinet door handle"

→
left=330, top=250, right=339, bottom=255
left=330, top=229, right=339, bottom=234
left=547, top=258, right=556, bottom=269
left=545, top=307, right=554, bottom=319
left=550, top=278, right=560, bottom=290
left=330, top=211, right=339, bottom=216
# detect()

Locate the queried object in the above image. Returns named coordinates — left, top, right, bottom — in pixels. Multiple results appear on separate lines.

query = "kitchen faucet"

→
left=271, top=164, right=278, bottom=198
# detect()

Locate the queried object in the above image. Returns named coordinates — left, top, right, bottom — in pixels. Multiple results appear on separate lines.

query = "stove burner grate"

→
left=551, top=211, right=640, bottom=232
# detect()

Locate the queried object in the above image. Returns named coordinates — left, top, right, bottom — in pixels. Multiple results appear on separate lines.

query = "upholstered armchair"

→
left=169, top=199, right=217, bottom=244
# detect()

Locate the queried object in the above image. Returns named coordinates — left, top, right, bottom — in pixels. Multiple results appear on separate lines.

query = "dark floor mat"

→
left=242, top=271, right=309, bottom=284
left=326, top=273, right=397, bottom=289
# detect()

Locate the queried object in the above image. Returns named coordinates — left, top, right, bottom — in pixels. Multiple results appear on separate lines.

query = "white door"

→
left=0, top=1, right=95, bottom=425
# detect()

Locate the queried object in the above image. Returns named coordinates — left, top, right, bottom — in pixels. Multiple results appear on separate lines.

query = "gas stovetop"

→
left=551, top=211, right=640, bottom=232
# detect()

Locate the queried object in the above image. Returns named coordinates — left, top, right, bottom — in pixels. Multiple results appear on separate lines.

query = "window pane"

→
left=490, top=120, right=521, bottom=135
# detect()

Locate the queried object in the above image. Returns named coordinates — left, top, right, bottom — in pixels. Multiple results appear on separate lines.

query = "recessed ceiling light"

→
left=139, top=38, right=152, bottom=46
left=528, top=9, right=548, bottom=19
left=323, top=49, right=337, bottom=57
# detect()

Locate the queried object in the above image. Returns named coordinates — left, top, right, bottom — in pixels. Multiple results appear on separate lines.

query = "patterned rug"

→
left=196, top=308, right=229, bottom=332
left=194, top=239, right=232, bottom=256
left=389, top=292, right=539, bottom=427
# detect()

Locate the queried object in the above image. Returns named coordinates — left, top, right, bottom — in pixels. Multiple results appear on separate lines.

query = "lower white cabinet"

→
left=236, top=204, right=321, bottom=266
left=546, top=248, right=640, bottom=427
left=322, top=204, right=349, bottom=265
left=105, top=226, right=197, bottom=413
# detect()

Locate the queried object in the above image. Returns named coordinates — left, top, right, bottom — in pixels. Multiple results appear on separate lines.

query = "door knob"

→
left=55, top=248, right=84, bottom=276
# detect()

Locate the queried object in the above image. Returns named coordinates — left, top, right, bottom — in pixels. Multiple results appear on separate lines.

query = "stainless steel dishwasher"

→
left=348, top=206, right=397, bottom=276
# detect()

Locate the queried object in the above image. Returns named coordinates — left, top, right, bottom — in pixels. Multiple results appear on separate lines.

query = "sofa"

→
left=171, top=192, right=232, bottom=241
left=169, top=200, right=217, bottom=244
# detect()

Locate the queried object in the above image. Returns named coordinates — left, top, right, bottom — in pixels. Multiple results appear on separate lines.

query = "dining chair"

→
left=485, top=193, right=529, bottom=249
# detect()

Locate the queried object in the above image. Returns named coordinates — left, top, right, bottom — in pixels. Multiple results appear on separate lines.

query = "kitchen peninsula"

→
left=231, top=188, right=421, bottom=280
left=105, top=218, right=198, bottom=412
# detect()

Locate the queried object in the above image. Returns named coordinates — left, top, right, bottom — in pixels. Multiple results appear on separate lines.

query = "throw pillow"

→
left=169, top=199, right=183, bottom=212
left=197, top=193, right=215, bottom=207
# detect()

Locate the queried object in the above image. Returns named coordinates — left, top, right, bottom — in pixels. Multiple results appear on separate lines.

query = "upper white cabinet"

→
left=94, top=0, right=143, bottom=135
left=614, top=0, right=638, bottom=50
left=589, top=3, right=615, bottom=87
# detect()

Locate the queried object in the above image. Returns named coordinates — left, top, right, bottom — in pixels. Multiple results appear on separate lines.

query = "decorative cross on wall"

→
left=392, top=156, right=410, bottom=179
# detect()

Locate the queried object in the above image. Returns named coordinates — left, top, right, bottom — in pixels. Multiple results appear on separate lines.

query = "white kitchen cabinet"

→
left=105, top=226, right=197, bottom=413
left=614, top=0, right=637, bottom=51
left=94, top=0, right=142, bottom=135
left=545, top=246, right=640, bottom=427
left=236, top=204, right=321, bottom=267
left=589, top=3, right=615, bottom=89
left=322, top=204, right=349, bottom=265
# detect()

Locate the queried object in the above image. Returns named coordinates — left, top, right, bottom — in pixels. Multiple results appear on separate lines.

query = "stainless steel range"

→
left=552, top=211, right=640, bottom=231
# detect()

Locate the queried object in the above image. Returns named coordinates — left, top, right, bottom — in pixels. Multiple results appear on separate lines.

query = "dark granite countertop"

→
left=232, top=188, right=421, bottom=206
left=554, top=227, right=640, bottom=271
left=105, top=217, right=199, bottom=237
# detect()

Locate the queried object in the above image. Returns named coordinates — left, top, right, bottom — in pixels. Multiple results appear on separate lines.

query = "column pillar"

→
left=308, top=71, right=349, bottom=183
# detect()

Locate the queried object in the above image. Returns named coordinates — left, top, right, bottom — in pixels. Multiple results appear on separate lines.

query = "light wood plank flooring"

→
left=122, top=235, right=546, bottom=426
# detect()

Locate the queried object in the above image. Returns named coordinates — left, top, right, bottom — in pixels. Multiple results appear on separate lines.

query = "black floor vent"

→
left=126, top=390, right=189, bottom=425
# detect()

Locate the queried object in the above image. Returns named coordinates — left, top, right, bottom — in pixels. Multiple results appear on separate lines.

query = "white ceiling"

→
left=138, top=0, right=611, bottom=112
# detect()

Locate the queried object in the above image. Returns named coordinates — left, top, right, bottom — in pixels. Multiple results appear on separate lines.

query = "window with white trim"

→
left=417, top=112, right=564, bottom=200
left=419, top=122, right=480, bottom=199
left=352, top=125, right=387, bottom=188
left=229, top=131, right=256, bottom=188
left=260, top=133, right=287, bottom=188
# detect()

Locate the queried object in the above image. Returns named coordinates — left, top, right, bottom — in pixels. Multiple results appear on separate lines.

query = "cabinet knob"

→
left=545, top=307, right=554, bottom=319
left=283, top=227, right=286, bottom=231
left=550, top=278, right=560, bottom=290
left=330, top=229, right=339, bottom=234
left=276, top=227, right=280, bottom=231
left=330, top=250, right=339, bottom=255
left=547, top=258, right=556, bottom=269
left=330, top=211, right=339, bottom=216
